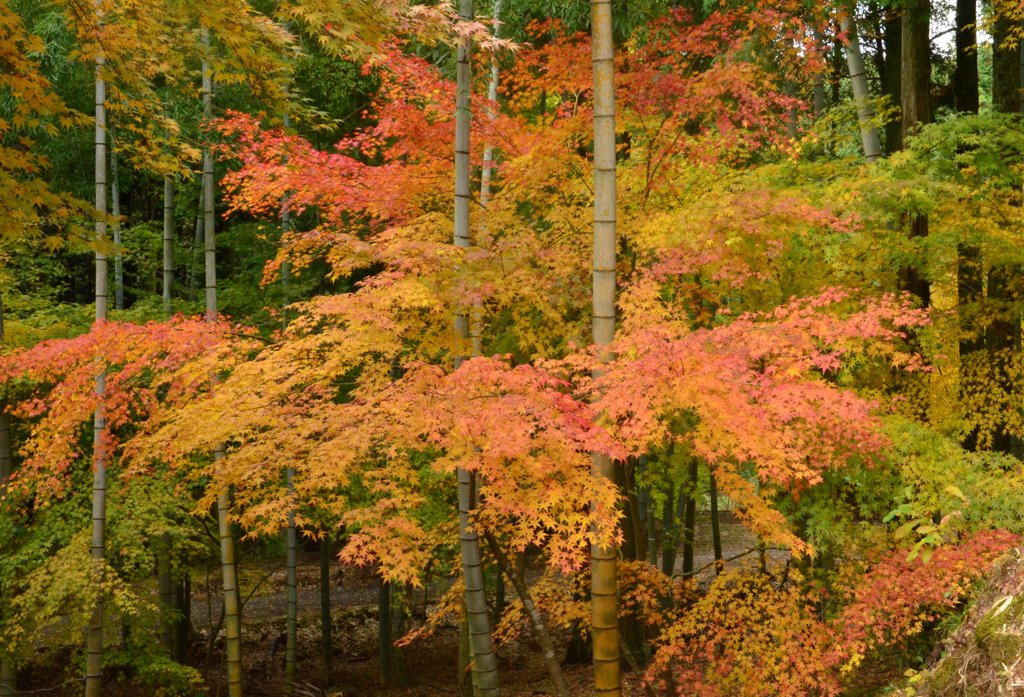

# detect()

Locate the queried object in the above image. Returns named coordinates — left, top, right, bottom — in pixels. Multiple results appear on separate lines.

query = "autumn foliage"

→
left=2, top=1, right=1024, bottom=695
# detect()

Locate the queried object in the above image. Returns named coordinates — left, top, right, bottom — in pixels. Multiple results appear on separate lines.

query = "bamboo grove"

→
left=2, top=0, right=1024, bottom=695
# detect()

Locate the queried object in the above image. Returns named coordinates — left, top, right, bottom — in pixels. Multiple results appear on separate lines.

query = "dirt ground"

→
left=16, top=512, right=770, bottom=696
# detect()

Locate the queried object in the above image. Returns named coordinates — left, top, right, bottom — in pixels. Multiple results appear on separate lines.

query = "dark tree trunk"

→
left=987, top=9, right=1022, bottom=455
left=882, top=9, right=902, bottom=154
left=616, top=460, right=645, bottom=561
left=831, top=40, right=843, bottom=106
left=955, top=0, right=982, bottom=432
left=681, top=459, right=699, bottom=576
left=173, top=576, right=191, bottom=663
left=898, top=0, right=931, bottom=309
left=954, top=0, right=979, bottom=113
left=900, top=0, right=931, bottom=149
left=661, top=483, right=679, bottom=576
left=993, top=12, right=1021, bottom=113
left=709, top=474, right=723, bottom=575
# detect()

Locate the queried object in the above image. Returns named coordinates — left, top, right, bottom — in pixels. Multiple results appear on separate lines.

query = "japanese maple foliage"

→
left=562, top=288, right=926, bottom=552
left=645, top=530, right=1019, bottom=696
left=0, top=318, right=238, bottom=498
left=131, top=294, right=624, bottom=584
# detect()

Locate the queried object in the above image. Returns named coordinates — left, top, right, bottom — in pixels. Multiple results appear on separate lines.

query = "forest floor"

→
left=19, top=512, right=783, bottom=696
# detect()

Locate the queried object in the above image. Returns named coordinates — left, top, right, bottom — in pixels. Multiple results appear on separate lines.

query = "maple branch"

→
left=675, top=546, right=787, bottom=579
left=239, top=559, right=287, bottom=612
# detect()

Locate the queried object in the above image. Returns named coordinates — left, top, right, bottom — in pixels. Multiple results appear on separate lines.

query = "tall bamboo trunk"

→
left=163, top=176, right=175, bottom=315
left=111, top=134, right=123, bottom=310
left=158, top=174, right=178, bottom=654
left=280, top=104, right=299, bottom=694
left=0, top=295, right=14, bottom=696
left=453, top=2, right=499, bottom=693
left=839, top=3, right=881, bottom=162
left=590, top=0, right=620, bottom=694
left=85, top=14, right=109, bottom=695
left=201, top=29, right=243, bottom=697
left=479, top=0, right=501, bottom=208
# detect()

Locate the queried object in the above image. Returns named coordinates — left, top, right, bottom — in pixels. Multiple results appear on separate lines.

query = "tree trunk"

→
left=625, top=462, right=644, bottom=562
left=898, top=0, right=931, bottom=309
left=111, top=133, right=123, bottom=311
left=955, top=0, right=982, bottom=395
left=987, top=7, right=1022, bottom=455
left=882, top=8, right=902, bottom=154
left=636, top=457, right=657, bottom=566
left=812, top=27, right=826, bottom=117
left=953, top=0, right=979, bottom=113
left=900, top=0, right=931, bottom=150
left=484, top=534, right=570, bottom=697
left=830, top=40, right=843, bottom=106
left=661, top=484, right=679, bottom=576
left=839, top=2, right=882, bottom=162
left=163, top=176, right=175, bottom=315
left=709, top=474, right=723, bottom=574
left=157, top=534, right=174, bottom=651
left=590, top=1, right=621, bottom=693
left=992, top=9, right=1021, bottom=113
left=319, top=538, right=333, bottom=675
left=681, top=459, right=698, bottom=576
left=202, top=29, right=243, bottom=697
left=453, top=1, right=500, bottom=694
left=85, top=13, right=109, bottom=694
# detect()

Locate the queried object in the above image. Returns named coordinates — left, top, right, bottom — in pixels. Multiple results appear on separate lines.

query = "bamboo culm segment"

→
left=590, top=0, right=621, bottom=694
left=453, top=0, right=499, bottom=692
left=85, top=14, right=108, bottom=695
left=839, top=4, right=882, bottom=163
left=202, top=28, right=243, bottom=697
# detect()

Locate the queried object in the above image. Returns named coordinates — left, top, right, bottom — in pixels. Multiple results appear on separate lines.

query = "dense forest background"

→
left=2, top=0, right=1024, bottom=695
